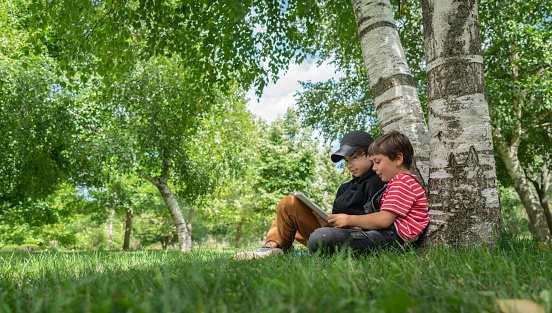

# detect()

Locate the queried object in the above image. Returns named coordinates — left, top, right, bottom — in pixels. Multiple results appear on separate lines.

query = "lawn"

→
left=0, top=236, right=551, bottom=313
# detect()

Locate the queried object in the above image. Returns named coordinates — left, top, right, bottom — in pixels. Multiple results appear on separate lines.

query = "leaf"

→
left=496, top=299, right=546, bottom=313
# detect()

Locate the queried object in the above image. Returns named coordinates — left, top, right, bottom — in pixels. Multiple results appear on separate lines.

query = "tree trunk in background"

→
left=137, top=167, right=192, bottom=252
left=490, top=42, right=552, bottom=240
left=351, top=0, right=430, bottom=184
left=108, top=207, right=115, bottom=250
left=422, top=0, right=500, bottom=246
left=532, top=162, right=552, bottom=234
left=156, top=182, right=192, bottom=251
left=187, top=208, right=194, bottom=242
left=123, top=209, right=133, bottom=251
left=495, top=143, right=551, bottom=239
left=167, top=218, right=175, bottom=249
left=234, top=219, right=243, bottom=248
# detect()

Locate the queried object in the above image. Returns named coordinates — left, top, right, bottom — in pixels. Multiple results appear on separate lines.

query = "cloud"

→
left=247, top=60, right=338, bottom=123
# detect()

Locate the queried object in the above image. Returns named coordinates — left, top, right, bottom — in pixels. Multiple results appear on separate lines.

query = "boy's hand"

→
left=327, top=214, right=351, bottom=228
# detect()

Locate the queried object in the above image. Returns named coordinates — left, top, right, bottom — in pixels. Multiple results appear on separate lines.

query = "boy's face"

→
left=370, top=153, right=404, bottom=182
left=342, top=151, right=373, bottom=178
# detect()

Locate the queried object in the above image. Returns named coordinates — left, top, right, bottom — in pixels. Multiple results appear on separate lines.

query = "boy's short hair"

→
left=367, top=130, right=414, bottom=169
left=352, top=146, right=370, bottom=157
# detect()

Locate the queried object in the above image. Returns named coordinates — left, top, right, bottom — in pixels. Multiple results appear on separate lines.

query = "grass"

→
left=0, top=236, right=551, bottom=313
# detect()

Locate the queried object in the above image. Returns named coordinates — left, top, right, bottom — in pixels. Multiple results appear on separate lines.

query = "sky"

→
left=246, top=59, right=338, bottom=123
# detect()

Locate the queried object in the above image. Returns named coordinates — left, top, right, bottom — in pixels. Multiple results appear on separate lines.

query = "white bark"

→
left=495, top=142, right=551, bottom=240
left=351, top=0, right=430, bottom=184
left=157, top=183, right=192, bottom=251
left=136, top=168, right=192, bottom=252
left=423, top=0, right=500, bottom=246
left=491, top=43, right=552, bottom=240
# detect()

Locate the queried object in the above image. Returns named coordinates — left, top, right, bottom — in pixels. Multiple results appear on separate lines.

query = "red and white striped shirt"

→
left=380, top=173, right=429, bottom=241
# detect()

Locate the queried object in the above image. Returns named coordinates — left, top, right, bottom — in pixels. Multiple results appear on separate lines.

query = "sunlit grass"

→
left=0, top=236, right=551, bottom=312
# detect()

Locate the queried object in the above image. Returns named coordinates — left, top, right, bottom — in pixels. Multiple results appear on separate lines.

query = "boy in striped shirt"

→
left=312, top=130, right=428, bottom=253
left=367, top=130, right=429, bottom=244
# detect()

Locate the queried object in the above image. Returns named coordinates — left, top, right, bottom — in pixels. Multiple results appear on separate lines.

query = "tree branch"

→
left=135, top=167, right=159, bottom=187
left=160, top=154, right=172, bottom=181
left=520, top=109, right=552, bottom=138
left=85, top=0, right=115, bottom=39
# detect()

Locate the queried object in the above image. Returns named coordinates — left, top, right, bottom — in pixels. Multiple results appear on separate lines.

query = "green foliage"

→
left=481, top=0, right=552, bottom=153
left=296, top=77, right=377, bottom=143
left=0, top=244, right=39, bottom=251
left=1, top=240, right=552, bottom=312
left=499, top=184, right=530, bottom=235
left=193, top=108, right=350, bottom=247
left=256, top=110, right=319, bottom=202
left=295, top=0, right=427, bottom=142
left=133, top=209, right=176, bottom=249
left=0, top=183, right=82, bottom=246
left=27, top=0, right=324, bottom=96
left=0, top=6, right=73, bottom=202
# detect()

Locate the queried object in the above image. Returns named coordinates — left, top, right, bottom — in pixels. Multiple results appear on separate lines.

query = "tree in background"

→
left=184, top=86, right=263, bottom=247
left=0, top=0, right=74, bottom=204
left=255, top=109, right=320, bottom=209
left=194, top=108, right=350, bottom=247
left=480, top=0, right=552, bottom=240
left=86, top=174, right=146, bottom=250
left=28, top=0, right=322, bottom=97
left=75, top=58, right=254, bottom=252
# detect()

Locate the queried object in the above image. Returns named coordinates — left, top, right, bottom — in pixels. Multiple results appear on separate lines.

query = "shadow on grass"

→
left=0, top=234, right=551, bottom=313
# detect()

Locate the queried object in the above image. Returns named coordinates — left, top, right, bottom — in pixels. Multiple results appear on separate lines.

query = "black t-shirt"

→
left=332, top=169, right=386, bottom=215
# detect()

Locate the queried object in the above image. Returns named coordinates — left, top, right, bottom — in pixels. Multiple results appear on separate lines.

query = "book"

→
left=289, top=191, right=329, bottom=221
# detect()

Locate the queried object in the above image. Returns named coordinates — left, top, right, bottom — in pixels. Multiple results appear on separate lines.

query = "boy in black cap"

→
left=308, top=130, right=428, bottom=254
left=234, top=130, right=385, bottom=260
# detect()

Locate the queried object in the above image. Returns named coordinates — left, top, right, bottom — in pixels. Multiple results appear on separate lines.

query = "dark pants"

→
left=307, top=226, right=406, bottom=255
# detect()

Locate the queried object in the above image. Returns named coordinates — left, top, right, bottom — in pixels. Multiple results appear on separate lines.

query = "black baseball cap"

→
left=331, top=130, right=374, bottom=162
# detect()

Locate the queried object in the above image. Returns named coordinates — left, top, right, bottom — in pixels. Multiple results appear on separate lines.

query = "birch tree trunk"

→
left=156, top=181, right=192, bottom=251
left=136, top=167, right=192, bottom=252
left=529, top=161, right=552, bottom=233
left=490, top=44, right=552, bottom=240
left=422, top=0, right=500, bottom=246
left=495, top=142, right=551, bottom=239
left=351, top=0, right=430, bottom=184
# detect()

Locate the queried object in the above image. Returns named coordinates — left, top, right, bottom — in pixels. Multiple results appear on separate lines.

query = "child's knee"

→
left=276, top=195, right=295, bottom=211
left=308, top=228, right=334, bottom=252
left=276, top=195, right=309, bottom=216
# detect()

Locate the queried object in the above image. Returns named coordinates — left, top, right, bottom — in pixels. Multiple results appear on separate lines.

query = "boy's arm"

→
left=328, top=211, right=397, bottom=230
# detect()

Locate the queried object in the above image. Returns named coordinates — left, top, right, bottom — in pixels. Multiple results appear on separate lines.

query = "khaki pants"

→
left=265, top=195, right=323, bottom=248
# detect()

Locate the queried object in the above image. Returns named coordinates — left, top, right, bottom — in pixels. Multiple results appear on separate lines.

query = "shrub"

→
left=1, top=243, right=40, bottom=251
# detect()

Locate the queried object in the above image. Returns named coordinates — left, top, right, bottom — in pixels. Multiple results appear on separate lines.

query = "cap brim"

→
left=331, top=144, right=358, bottom=162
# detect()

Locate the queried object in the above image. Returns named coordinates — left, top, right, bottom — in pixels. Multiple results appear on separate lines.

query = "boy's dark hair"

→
left=367, top=130, right=414, bottom=169
left=352, top=146, right=370, bottom=157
